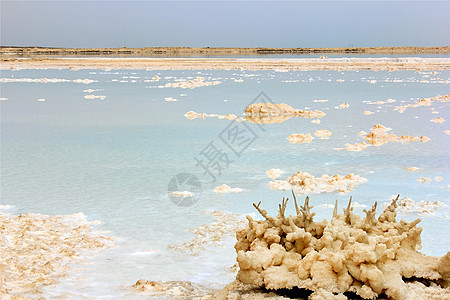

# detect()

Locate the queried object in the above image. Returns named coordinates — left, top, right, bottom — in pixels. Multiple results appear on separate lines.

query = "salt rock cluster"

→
left=233, top=194, right=450, bottom=299
left=270, top=171, right=367, bottom=194
left=0, top=211, right=113, bottom=297
left=184, top=111, right=245, bottom=122
left=314, top=129, right=332, bottom=139
left=164, top=76, right=221, bottom=89
left=245, top=103, right=326, bottom=124
left=288, top=133, right=314, bottom=144
left=394, top=94, right=449, bottom=113
left=363, top=124, right=430, bottom=146
left=384, top=195, right=447, bottom=216
left=214, top=184, right=244, bottom=194
left=431, top=117, right=445, bottom=124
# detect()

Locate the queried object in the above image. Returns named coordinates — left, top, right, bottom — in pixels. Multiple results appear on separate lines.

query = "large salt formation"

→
left=245, top=103, right=325, bottom=124
left=232, top=194, right=450, bottom=299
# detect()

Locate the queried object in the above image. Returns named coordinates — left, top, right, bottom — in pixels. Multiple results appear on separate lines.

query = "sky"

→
left=1, top=1, right=449, bottom=48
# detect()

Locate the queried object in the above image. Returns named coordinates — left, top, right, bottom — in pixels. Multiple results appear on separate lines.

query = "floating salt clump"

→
left=84, top=95, right=106, bottom=100
left=407, top=167, right=421, bottom=172
left=245, top=103, right=325, bottom=124
left=164, top=76, right=221, bottom=89
left=314, top=129, right=332, bottom=139
left=431, top=117, right=445, bottom=124
left=183, top=110, right=240, bottom=121
left=168, top=210, right=246, bottom=255
left=311, top=119, right=321, bottom=124
left=335, top=102, right=350, bottom=109
left=234, top=78, right=243, bottom=83
left=434, top=176, right=444, bottom=182
left=169, top=191, right=194, bottom=197
left=288, top=133, right=314, bottom=144
left=270, top=171, right=367, bottom=194
left=266, top=168, right=285, bottom=180
left=444, top=130, right=450, bottom=135
left=394, top=94, right=449, bottom=113
left=221, top=194, right=450, bottom=299
left=363, top=124, right=430, bottom=146
left=152, top=75, right=160, bottom=81
left=363, top=110, right=374, bottom=115
left=214, top=184, right=244, bottom=194
left=384, top=195, right=447, bottom=216
left=37, top=98, right=45, bottom=102
left=313, top=99, right=329, bottom=103
left=164, top=97, right=178, bottom=102
left=417, top=177, right=432, bottom=183
left=0, top=97, right=9, bottom=101
left=83, top=89, right=95, bottom=93
left=344, top=142, right=369, bottom=152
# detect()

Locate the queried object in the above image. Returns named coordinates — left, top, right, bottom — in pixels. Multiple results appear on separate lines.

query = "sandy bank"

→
left=1, top=57, right=450, bottom=71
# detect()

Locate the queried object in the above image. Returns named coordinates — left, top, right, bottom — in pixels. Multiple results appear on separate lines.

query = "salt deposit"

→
left=164, top=97, right=178, bottom=102
left=314, top=129, right=332, bottom=139
left=288, top=133, right=314, bottom=144
left=245, top=103, right=325, bottom=124
left=335, top=103, right=350, bottom=109
left=266, top=169, right=285, bottom=180
left=384, top=195, right=447, bottom=216
left=270, top=171, right=367, bottom=194
left=431, top=117, right=445, bottom=124
left=213, top=184, right=244, bottom=194
left=218, top=194, right=450, bottom=299
left=394, top=94, right=450, bottom=113
left=0, top=78, right=97, bottom=84
left=84, top=95, right=106, bottom=100
left=164, top=76, right=221, bottom=89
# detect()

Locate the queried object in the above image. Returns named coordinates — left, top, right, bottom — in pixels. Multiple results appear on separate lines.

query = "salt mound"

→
left=384, top=195, right=447, bottom=216
left=431, top=117, right=445, bottom=124
left=225, top=194, right=450, bottom=299
left=394, top=94, right=449, bottom=113
left=266, top=169, right=285, bottom=180
left=245, top=103, right=326, bottom=124
left=165, top=76, right=221, bottom=89
left=314, top=129, right=332, bottom=139
left=270, top=171, right=367, bottom=194
left=335, top=103, right=349, bottom=109
left=363, top=124, right=430, bottom=147
left=288, top=133, right=314, bottom=144
left=214, top=184, right=244, bottom=194
left=0, top=211, right=113, bottom=297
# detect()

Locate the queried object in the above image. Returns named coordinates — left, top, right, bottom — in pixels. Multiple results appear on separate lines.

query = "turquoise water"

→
left=1, top=67, right=449, bottom=298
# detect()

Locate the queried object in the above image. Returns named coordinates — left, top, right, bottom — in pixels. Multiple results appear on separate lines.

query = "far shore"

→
left=1, top=57, right=450, bottom=71
left=1, top=46, right=449, bottom=57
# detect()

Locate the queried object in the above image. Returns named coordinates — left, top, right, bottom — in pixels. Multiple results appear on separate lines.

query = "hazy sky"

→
left=1, top=1, right=449, bottom=48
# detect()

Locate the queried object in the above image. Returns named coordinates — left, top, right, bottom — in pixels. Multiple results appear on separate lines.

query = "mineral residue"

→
left=245, top=103, right=326, bottom=124
left=221, top=194, right=450, bottom=299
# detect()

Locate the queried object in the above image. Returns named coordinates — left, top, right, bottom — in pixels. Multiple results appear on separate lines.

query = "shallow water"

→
left=1, top=66, right=449, bottom=298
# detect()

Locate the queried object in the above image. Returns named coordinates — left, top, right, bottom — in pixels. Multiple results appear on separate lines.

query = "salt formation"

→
left=84, top=94, right=106, bottom=100
left=152, top=75, right=160, bottom=81
left=37, top=98, right=46, bottom=102
left=335, top=103, right=350, bottom=109
left=384, top=195, right=447, bottom=216
left=231, top=194, right=450, bottom=299
left=0, top=211, right=113, bottom=297
left=214, top=184, right=244, bottom=194
left=164, top=76, right=221, bottom=89
left=311, top=119, right=321, bottom=124
left=288, top=133, right=314, bottom=144
left=168, top=211, right=246, bottom=255
left=266, top=169, right=285, bottom=180
left=313, top=99, right=329, bottom=103
left=133, top=280, right=215, bottom=298
left=0, top=97, right=8, bottom=101
left=417, top=177, right=432, bottom=183
left=431, top=117, right=445, bottom=124
left=184, top=111, right=244, bottom=122
left=314, top=129, right=332, bottom=139
left=394, top=94, right=449, bottom=113
left=363, top=110, right=374, bottom=115
left=164, top=97, right=178, bottom=102
left=169, top=191, right=194, bottom=197
left=444, top=130, right=450, bottom=135
left=406, top=167, right=421, bottom=172
left=363, top=124, right=430, bottom=146
left=344, top=142, right=369, bottom=152
left=245, top=103, right=325, bottom=124
left=270, top=171, right=367, bottom=194
left=0, top=78, right=97, bottom=84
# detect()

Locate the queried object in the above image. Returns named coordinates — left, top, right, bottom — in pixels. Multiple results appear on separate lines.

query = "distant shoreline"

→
left=1, top=46, right=449, bottom=57
left=1, top=57, right=449, bottom=71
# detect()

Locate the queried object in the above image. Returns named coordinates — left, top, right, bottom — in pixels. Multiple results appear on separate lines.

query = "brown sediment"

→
left=1, top=57, right=449, bottom=71
left=217, top=194, right=450, bottom=299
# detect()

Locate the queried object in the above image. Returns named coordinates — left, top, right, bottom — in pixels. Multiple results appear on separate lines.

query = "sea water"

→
left=1, top=66, right=449, bottom=298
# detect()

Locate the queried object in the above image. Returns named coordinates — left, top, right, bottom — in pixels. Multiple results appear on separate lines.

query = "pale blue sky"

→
left=1, top=1, right=449, bottom=48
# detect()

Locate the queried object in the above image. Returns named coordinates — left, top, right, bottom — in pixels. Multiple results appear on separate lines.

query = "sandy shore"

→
left=1, top=57, right=450, bottom=71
